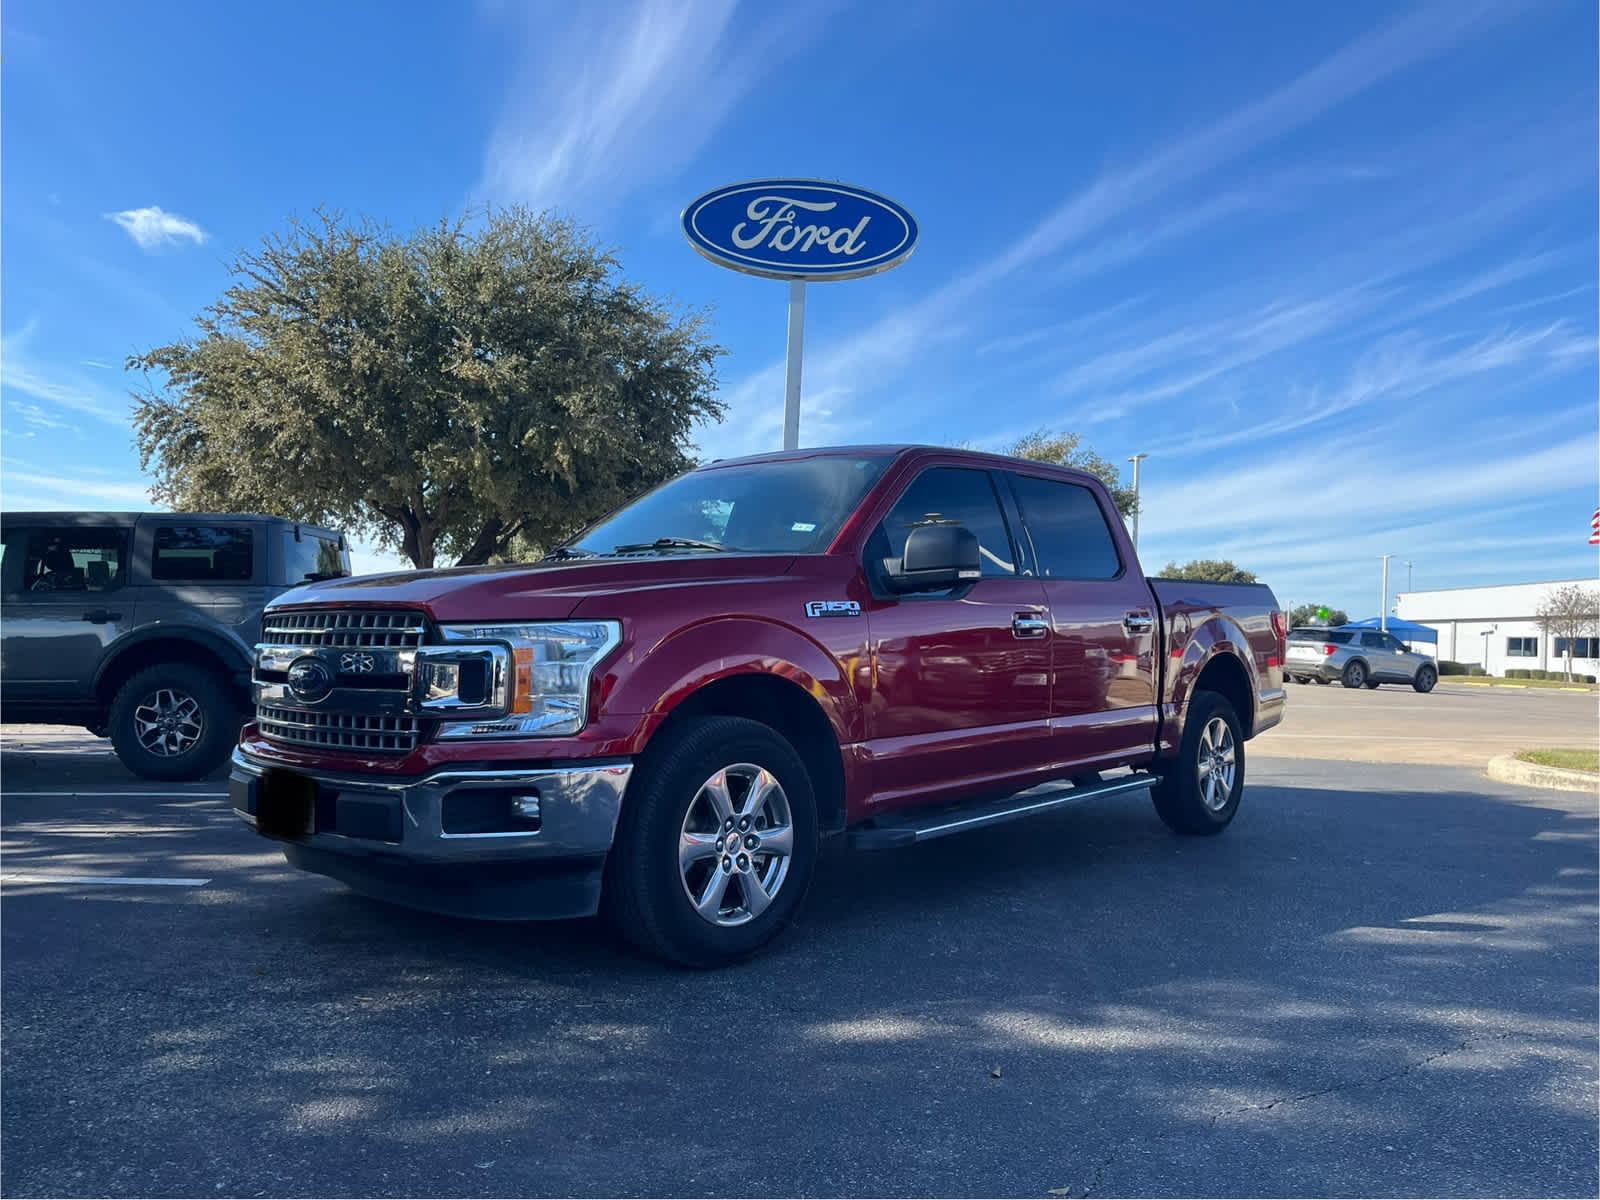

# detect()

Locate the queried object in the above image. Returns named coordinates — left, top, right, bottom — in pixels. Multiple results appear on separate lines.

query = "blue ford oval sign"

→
left=682, top=179, right=918, bottom=282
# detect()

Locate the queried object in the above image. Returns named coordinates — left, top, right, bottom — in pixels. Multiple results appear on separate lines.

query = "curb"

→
left=1486, top=754, right=1599, bottom=794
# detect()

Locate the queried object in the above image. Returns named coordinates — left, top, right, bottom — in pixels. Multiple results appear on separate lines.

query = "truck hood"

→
left=269, top=555, right=800, bottom=623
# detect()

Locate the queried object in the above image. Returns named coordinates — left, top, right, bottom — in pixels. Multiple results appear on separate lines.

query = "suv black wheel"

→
left=1151, top=689, right=1244, bottom=836
left=1413, top=665, right=1438, bottom=693
left=605, top=716, right=819, bottom=968
left=108, top=663, right=240, bottom=782
left=1341, top=660, right=1368, bottom=689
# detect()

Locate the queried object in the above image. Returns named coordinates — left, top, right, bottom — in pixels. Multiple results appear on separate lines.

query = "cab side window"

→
left=20, top=529, right=129, bottom=593
left=1007, top=473, right=1122, bottom=579
left=874, top=467, right=1017, bottom=578
left=152, top=525, right=255, bottom=582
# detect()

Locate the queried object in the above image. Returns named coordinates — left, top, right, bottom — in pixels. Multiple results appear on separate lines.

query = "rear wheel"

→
left=1151, top=690, right=1244, bottom=836
left=1313, top=677, right=1330, bottom=685
left=1364, top=679, right=1382, bottom=690
left=1341, top=660, right=1368, bottom=689
left=1413, top=665, right=1438, bottom=693
left=605, top=716, right=819, bottom=968
left=108, top=663, right=241, bottom=781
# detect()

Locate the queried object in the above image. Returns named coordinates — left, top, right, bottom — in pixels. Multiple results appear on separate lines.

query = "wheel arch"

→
left=651, top=673, right=849, bottom=836
left=94, top=631, right=250, bottom=711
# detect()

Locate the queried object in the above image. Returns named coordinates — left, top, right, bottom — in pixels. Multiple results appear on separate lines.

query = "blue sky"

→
left=2, top=0, right=1595, bottom=616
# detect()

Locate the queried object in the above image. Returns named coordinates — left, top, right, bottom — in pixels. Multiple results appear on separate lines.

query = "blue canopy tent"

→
left=1343, top=617, right=1439, bottom=646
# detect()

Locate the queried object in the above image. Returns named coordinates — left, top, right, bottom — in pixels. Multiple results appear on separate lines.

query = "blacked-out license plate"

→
left=255, top=770, right=318, bottom=839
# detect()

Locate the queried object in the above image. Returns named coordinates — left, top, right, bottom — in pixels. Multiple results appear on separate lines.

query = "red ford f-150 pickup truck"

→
left=232, top=446, right=1287, bottom=966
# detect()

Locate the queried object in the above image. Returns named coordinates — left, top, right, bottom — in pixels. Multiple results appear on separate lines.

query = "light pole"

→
left=1127, top=453, right=1148, bottom=552
left=1404, top=560, right=1413, bottom=593
left=1379, top=554, right=1394, bottom=632
left=1481, top=625, right=1496, bottom=674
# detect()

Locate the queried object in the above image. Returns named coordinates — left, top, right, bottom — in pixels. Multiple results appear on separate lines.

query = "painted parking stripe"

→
left=2, top=791, right=228, bottom=798
left=1, top=874, right=211, bottom=887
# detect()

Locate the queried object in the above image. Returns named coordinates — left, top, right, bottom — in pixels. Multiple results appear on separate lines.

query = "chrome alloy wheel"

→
left=678, top=763, right=794, bottom=927
left=1196, top=716, right=1237, bottom=812
left=133, top=688, right=204, bottom=758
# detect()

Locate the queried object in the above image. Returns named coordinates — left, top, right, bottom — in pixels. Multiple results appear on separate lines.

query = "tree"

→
left=1290, top=604, right=1349, bottom=627
left=130, top=207, right=725, bottom=569
left=1004, top=430, right=1139, bottom=518
left=1159, top=559, right=1258, bottom=584
left=1535, top=583, right=1599, bottom=681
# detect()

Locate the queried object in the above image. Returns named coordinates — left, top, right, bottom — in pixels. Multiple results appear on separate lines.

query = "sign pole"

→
left=783, top=279, right=806, bottom=450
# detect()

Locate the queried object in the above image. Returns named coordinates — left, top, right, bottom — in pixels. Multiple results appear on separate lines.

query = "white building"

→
left=1396, top=578, right=1600, bottom=677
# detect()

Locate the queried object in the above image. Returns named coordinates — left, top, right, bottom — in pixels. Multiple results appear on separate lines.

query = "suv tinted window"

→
left=1321, top=631, right=1354, bottom=645
left=877, top=467, right=1016, bottom=577
left=19, top=528, right=128, bottom=592
left=1008, top=474, right=1121, bottom=579
left=1360, top=632, right=1389, bottom=649
left=153, top=525, right=254, bottom=581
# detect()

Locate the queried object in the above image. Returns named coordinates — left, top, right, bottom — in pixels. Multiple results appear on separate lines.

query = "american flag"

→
left=1591, top=506, right=1599, bottom=546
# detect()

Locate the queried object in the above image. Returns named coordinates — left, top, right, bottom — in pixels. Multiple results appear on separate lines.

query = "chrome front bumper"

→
left=229, top=749, right=633, bottom=920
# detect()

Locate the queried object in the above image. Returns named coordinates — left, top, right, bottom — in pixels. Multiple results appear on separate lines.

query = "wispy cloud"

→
left=105, top=206, right=209, bottom=250
left=702, top=0, right=1521, bottom=456
left=6, top=400, right=79, bottom=432
left=0, top=470, right=153, bottom=507
left=0, top=324, right=131, bottom=425
left=479, top=0, right=836, bottom=213
left=82, top=360, right=114, bottom=370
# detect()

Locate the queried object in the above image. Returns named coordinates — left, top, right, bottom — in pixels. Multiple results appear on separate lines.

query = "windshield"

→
left=282, top=527, right=351, bottom=583
left=571, top=456, right=893, bottom=556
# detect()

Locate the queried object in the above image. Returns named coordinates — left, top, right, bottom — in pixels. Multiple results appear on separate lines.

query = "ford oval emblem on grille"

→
left=286, top=656, right=335, bottom=704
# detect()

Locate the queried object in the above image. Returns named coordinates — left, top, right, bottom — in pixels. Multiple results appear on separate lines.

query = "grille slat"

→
left=261, top=609, right=425, bottom=651
left=258, top=705, right=419, bottom=754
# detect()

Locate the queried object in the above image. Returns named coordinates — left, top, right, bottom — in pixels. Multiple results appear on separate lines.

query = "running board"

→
left=847, top=773, right=1157, bottom=850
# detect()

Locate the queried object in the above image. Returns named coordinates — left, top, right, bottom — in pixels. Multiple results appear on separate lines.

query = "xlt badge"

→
left=805, top=601, right=861, bottom=618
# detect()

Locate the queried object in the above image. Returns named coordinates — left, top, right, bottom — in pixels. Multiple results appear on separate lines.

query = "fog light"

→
left=510, top=794, right=541, bottom=821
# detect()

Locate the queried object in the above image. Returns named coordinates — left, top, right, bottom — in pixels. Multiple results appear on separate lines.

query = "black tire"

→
left=108, top=663, right=241, bottom=782
left=1413, top=665, right=1438, bottom=694
left=1364, top=679, right=1382, bottom=690
left=1292, top=675, right=1309, bottom=685
left=1313, top=677, right=1330, bottom=685
left=1341, top=660, right=1368, bottom=689
left=1150, top=690, right=1245, bottom=836
left=604, top=716, right=819, bottom=968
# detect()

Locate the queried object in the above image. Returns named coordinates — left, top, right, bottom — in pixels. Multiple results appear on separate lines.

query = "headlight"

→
left=430, top=621, right=621, bottom=739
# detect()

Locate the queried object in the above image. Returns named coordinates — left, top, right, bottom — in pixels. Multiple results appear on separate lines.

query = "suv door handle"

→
left=1012, top=612, right=1050, bottom=639
left=82, top=609, right=122, bottom=624
left=1123, top=611, right=1155, bottom=633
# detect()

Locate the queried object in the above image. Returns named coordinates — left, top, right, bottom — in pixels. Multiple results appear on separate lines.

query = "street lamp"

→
left=1379, top=554, right=1394, bottom=633
left=1127, top=453, right=1148, bottom=551
left=1482, top=625, right=1496, bottom=674
left=1404, top=560, right=1413, bottom=593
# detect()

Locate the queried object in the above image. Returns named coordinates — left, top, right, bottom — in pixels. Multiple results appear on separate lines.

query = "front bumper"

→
left=230, top=748, right=633, bottom=920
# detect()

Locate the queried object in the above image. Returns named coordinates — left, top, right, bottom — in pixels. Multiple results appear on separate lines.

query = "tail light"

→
left=1324, top=644, right=1337, bottom=656
left=1270, top=611, right=1288, bottom=640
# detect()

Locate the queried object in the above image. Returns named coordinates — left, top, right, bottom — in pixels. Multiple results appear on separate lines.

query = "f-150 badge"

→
left=805, top=601, right=861, bottom=618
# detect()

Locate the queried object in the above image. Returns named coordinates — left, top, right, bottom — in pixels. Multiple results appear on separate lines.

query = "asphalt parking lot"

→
left=2, top=691, right=1596, bottom=1199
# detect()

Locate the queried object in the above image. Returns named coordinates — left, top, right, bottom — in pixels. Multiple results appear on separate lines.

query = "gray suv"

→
left=1285, top=626, right=1439, bottom=692
left=1, top=512, right=351, bottom=780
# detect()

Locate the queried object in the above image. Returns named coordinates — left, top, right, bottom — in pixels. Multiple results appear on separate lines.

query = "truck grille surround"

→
left=256, top=609, right=429, bottom=755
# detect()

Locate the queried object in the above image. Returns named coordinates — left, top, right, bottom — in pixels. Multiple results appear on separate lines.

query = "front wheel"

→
left=108, top=663, right=241, bottom=782
left=1413, top=666, right=1438, bottom=693
left=1364, top=679, right=1382, bottom=690
left=1150, top=690, right=1244, bottom=836
left=1341, top=660, right=1368, bottom=689
left=605, top=716, right=819, bottom=968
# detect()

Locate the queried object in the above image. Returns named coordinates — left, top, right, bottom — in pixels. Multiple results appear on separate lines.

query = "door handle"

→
left=82, top=609, right=122, bottom=624
left=1123, top=612, right=1155, bottom=633
left=1012, top=613, right=1049, bottom=639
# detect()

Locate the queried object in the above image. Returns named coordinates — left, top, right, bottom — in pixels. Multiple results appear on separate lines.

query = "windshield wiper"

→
left=540, top=545, right=601, bottom=561
left=612, top=537, right=735, bottom=554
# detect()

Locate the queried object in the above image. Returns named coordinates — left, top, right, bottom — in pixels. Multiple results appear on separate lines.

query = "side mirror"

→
left=883, top=523, right=982, bottom=594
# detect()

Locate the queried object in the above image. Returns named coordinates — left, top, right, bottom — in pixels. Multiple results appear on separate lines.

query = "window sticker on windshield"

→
left=791, top=522, right=818, bottom=533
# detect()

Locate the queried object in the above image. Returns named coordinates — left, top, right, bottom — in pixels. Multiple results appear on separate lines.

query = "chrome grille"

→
left=262, top=609, right=426, bottom=650
left=257, top=706, right=419, bottom=754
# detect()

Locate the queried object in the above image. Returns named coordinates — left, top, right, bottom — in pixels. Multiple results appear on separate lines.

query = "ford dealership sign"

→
left=682, top=179, right=919, bottom=281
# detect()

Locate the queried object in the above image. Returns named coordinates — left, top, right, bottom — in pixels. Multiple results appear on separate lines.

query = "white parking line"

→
left=1, top=875, right=211, bottom=886
left=2, top=791, right=228, bottom=798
